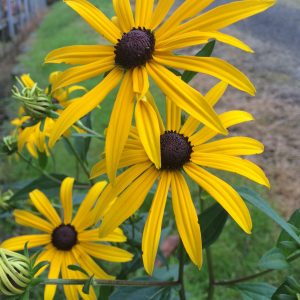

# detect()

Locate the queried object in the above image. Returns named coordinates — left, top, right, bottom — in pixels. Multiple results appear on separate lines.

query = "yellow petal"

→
left=135, top=0, right=154, bottom=28
left=171, top=171, right=202, bottom=268
left=78, top=228, right=127, bottom=243
left=65, top=0, right=121, bottom=44
left=156, top=0, right=214, bottom=40
left=154, top=55, right=255, bottom=96
left=112, top=0, right=134, bottom=32
left=1, top=234, right=50, bottom=251
left=45, top=45, right=115, bottom=65
left=20, top=74, right=35, bottom=88
left=191, top=152, right=270, bottom=187
left=93, top=162, right=152, bottom=222
left=194, top=136, right=264, bottom=156
left=135, top=98, right=161, bottom=169
left=49, top=68, right=123, bottom=148
left=29, top=190, right=61, bottom=226
left=150, top=0, right=175, bottom=29
left=142, top=172, right=171, bottom=275
left=146, top=62, right=227, bottom=134
left=166, top=96, right=181, bottom=132
left=72, top=246, right=115, bottom=279
left=98, top=166, right=159, bottom=238
left=132, top=66, right=149, bottom=100
left=14, top=210, right=54, bottom=233
left=60, top=177, right=75, bottom=224
left=81, top=243, right=133, bottom=262
left=178, top=0, right=276, bottom=33
left=106, top=71, right=135, bottom=183
left=72, top=181, right=107, bottom=231
left=190, top=110, right=254, bottom=145
left=52, top=57, right=114, bottom=91
left=184, top=163, right=252, bottom=233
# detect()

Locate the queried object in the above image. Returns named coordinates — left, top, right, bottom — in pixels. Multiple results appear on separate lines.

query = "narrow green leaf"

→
left=235, top=282, right=277, bottom=300
left=258, top=248, right=289, bottom=270
left=82, top=275, right=94, bottom=295
left=199, top=203, right=228, bottom=249
left=68, top=264, right=89, bottom=277
left=32, top=261, right=50, bottom=275
left=272, top=277, right=300, bottom=300
left=38, top=151, right=48, bottom=169
left=182, top=40, right=216, bottom=83
left=237, top=187, right=300, bottom=245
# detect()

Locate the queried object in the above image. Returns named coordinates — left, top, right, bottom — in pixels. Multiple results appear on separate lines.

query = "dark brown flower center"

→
left=160, top=131, right=193, bottom=170
left=114, top=27, right=155, bottom=69
left=51, top=224, right=77, bottom=251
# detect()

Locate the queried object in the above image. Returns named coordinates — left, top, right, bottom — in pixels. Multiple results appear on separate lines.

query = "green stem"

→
left=75, top=120, right=104, bottom=140
left=42, top=279, right=180, bottom=287
left=214, top=252, right=300, bottom=286
left=64, top=138, right=91, bottom=182
left=178, top=242, right=186, bottom=300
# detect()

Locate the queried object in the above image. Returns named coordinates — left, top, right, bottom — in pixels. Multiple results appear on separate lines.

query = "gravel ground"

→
left=188, top=1, right=300, bottom=215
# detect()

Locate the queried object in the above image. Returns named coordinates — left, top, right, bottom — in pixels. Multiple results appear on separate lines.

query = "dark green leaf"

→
left=32, top=261, right=50, bottom=275
left=272, top=277, right=300, bottom=300
left=99, top=286, right=114, bottom=300
left=235, top=282, right=277, bottom=300
left=68, top=264, right=89, bottom=277
left=237, top=188, right=300, bottom=245
left=38, top=151, right=48, bottom=169
left=277, top=209, right=300, bottom=257
left=82, top=275, right=94, bottom=295
left=258, top=248, right=289, bottom=270
left=199, top=203, right=228, bottom=249
left=182, top=40, right=216, bottom=83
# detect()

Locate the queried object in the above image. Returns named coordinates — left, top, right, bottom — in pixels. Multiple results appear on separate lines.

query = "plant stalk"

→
left=178, top=241, right=186, bottom=300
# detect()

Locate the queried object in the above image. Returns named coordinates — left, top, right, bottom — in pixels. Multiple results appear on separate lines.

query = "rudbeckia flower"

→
left=45, top=0, right=274, bottom=182
left=1, top=177, right=133, bottom=300
left=90, top=82, right=270, bottom=275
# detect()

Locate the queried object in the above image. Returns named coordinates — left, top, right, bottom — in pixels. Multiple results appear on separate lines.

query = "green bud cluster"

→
left=0, top=135, right=18, bottom=156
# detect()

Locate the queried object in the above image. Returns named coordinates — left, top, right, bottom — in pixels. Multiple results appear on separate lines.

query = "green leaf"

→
left=99, top=286, right=114, bottom=300
left=272, top=277, right=300, bottom=300
left=82, top=275, right=94, bottom=295
left=37, top=151, right=48, bottom=169
left=31, top=261, right=50, bottom=275
left=237, top=187, right=300, bottom=245
left=68, top=264, right=89, bottom=277
left=235, top=282, right=277, bottom=300
left=258, top=248, right=289, bottom=270
left=199, top=203, right=228, bottom=249
left=182, top=40, right=216, bottom=83
left=277, top=209, right=300, bottom=257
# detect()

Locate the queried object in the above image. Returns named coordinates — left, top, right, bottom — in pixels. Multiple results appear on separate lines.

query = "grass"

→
left=0, top=1, right=298, bottom=299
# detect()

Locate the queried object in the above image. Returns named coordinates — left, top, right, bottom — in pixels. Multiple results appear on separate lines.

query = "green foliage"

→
left=258, top=248, right=289, bottom=270
left=235, top=282, right=277, bottom=300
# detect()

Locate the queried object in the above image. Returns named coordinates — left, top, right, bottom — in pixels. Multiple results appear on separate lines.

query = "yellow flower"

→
left=45, top=0, right=274, bottom=182
left=1, top=177, right=133, bottom=300
left=90, top=82, right=270, bottom=275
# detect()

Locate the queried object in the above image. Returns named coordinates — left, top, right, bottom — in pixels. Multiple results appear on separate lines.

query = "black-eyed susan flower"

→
left=1, top=177, right=133, bottom=300
left=45, top=0, right=274, bottom=182
left=90, top=82, right=270, bottom=275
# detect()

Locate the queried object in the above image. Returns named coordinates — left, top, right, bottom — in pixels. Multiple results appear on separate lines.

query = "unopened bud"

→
left=0, top=135, right=18, bottom=155
left=0, top=189, right=13, bottom=210
left=0, top=248, right=31, bottom=296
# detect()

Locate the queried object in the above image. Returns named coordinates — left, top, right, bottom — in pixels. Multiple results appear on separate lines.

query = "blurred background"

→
left=0, top=1, right=299, bottom=299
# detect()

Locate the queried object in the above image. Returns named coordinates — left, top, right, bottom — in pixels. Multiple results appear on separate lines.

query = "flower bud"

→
left=0, top=189, right=13, bottom=210
left=0, top=135, right=18, bottom=156
left=0, top=248, right=31, bottom=296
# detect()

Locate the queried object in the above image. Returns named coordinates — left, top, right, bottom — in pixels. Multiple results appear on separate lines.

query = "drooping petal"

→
left=184, top=163, right=252, bottom=233
left=166, top=97, right=181, bottom=132
left=81, top=243, right=133, bottom=262
left=194, top=137, right=264, bottom=155
left=142, top=172, right=171, bottom=275
left=79, top=228, right=127, bottom=243
left=135, top=97, right=161, bottom=169
left=93, top=162, right=152, bottom=222
left=72, top=246, right=115, bottom=279
left=112, top=0, right=134, bottom=32
left=98, top=166, right=159, bottom=238
left=156, top=0, right=214, bottom=40
left=49, top=68, right=123, bottom=148
left=178, top=0, right=276, bottom=34
left=1, top=234, right=50, bottom=251
left=132, top=66, right=149, bottom=100
left=52, top=57, right=115, bottom=91
left=29, top=190, right=61, bottom=227
left=65, top=0, right=121, bottom=44
left=146, top=62, right=227, bottom=134
left=60, top=177, right=75, bottom=224
left=135, top=0, right=154, bottom=28
left=154, top=55, right=255, bottom=95
left=72, top=181, right=107, bottom=231
left=191, top=152, right=270, bottom=187
left=106, top=71, right=135, bottom=183
left=14, top=210, right=54, bottom=233
left=190, top=111, right=254, bottom=145
left=171, top=171, right=202, bottom=268
left=150, top=0, right=175, bottom=29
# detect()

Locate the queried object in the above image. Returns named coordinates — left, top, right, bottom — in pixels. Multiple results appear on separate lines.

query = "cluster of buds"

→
left=0, top=248, right=31, bottom=296
left=12, top=78, right=53, bottom=120
left=0, top=135, right=18, bottom=156
left=0, top=189, right=13, bottom=210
